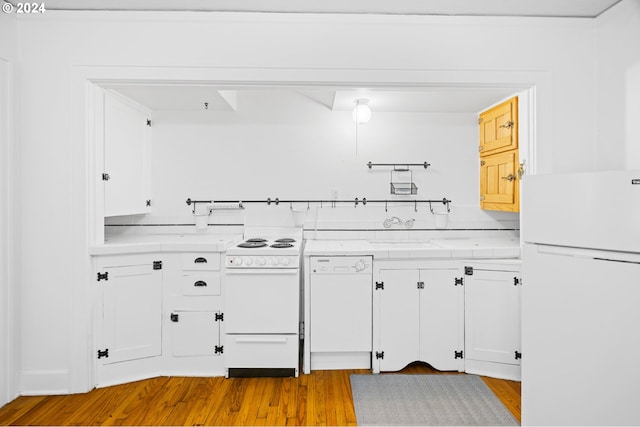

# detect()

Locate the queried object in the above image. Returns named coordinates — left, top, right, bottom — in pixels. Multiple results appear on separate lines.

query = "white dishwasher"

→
left=308, top=256, right=373, bottom=371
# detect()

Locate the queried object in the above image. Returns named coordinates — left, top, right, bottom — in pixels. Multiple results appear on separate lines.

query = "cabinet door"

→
left=376, top=269, right=420, bottom=372
left=103, top=91, right=151, bottom=217
left=479, top=96, right=518, bottom=156
left=480, top=150, right=519, bottom=212
left=465, top=269, right=520, bottom=365
left=170, top=311, right=221, bottom=357
left=419, top=269, right=463, bottom=371
left=101, top=263, right=162, bottom=364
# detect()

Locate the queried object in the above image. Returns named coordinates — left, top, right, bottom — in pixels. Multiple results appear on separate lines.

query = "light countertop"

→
left=91, top=233, right=520, bottom=259
left=89, top=233, right=243, bottom=255
left=304, top=237, right=520, bottom=259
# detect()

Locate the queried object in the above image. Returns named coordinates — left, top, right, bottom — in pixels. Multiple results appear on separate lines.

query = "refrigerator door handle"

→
left=536, top=244, right=640, bottom=264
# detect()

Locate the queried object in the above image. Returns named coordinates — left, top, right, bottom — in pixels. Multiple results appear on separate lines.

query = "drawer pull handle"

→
left=194, top=280, right=207, bottom=287
left=194, top=257, right=208, bottom=264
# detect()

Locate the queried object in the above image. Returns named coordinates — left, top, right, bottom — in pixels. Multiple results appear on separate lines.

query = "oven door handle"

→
left=234, top=336, right=288, bottom=344
left=225, top=269, right=299, bottom=275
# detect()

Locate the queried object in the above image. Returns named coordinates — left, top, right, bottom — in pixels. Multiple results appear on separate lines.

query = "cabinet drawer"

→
left=181, top=253, right=220, bottom=271
left=180, top=273, right=221, bottom=296
left=225, top=334, right=298, bottom=368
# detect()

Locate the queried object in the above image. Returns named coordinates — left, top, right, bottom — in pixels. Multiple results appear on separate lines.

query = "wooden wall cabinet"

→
left=480, top=150, right=519, bottom=212
left=478, top=96, right=520, bottom=212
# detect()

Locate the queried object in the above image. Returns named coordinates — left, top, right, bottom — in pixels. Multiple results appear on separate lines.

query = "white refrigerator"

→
left=521, top=170, right=640, bottom=425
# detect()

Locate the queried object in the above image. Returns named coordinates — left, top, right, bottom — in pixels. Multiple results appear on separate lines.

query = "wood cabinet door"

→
left=419, top=269, right=463, bottom=371
left=375, top=269, right=420, bottom=372
left=480, top=150, right=519, bottom=212
left=479, top=96, right=518, bottom=156
left=464, top=268, right=520, bottom=366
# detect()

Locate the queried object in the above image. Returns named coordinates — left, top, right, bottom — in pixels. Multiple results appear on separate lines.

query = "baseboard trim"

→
left=19, top=369, right=71, bottom=395
left=465, top=359, right=521, bottom=381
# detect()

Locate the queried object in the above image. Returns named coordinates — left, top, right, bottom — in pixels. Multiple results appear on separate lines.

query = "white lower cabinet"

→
left=93, top=251, right=226, bottom=387
left=464, top=261, right=522, bottom=380
left=169, top=310, right=223, bottom=357
left=165, top=252, right=226, bottom=376
left=94, top=254, right=164, bottom=387
left=96, top=256, right=163, bottom=365
left=373, top=261, right=464, bottom=373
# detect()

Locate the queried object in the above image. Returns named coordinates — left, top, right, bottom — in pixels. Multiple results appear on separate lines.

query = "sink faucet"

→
left=383, top=216, right=415, bottom=229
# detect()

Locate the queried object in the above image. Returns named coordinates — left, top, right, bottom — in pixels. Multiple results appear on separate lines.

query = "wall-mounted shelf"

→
left=367, top=161, right=430, bottom=195
left=391, top=181, right=418, bottom=195
left=390, top=169, right=417, bottom=195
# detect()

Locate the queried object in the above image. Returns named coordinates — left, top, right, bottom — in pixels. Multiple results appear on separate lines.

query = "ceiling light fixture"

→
left=352, top=99, right=372, bottom=124
left=352, top=98, right=372, bottom=156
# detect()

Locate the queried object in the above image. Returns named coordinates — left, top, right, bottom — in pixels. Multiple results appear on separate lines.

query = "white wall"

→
left=14, top=10, right=600, bottom=394
left=0, top=11, right=18, bottom=407
left=595, top=0, right=640, bottom=170
left=122, top=89, right=517, bottom=231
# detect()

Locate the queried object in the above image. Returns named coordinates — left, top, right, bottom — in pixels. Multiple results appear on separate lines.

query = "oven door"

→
left=225, top=269, right=299, bottom=334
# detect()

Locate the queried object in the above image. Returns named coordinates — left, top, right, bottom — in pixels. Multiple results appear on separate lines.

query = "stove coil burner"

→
left=237, top=241, right=268, bottom=248
left=275, top=238, right=296, bottom=243
left=246, top=238, right=268, bottom=243
left=271, top=243, right=294, bottom=248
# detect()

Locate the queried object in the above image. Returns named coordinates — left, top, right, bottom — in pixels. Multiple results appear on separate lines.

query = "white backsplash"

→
left=105, top=201, right=519, bottom=242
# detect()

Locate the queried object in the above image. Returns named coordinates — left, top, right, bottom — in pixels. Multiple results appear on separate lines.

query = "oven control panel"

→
left=226, top=255, right=299, bottom=269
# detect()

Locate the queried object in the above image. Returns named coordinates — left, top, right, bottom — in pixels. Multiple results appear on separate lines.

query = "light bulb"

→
left=352, top=99, right=371, bottom=124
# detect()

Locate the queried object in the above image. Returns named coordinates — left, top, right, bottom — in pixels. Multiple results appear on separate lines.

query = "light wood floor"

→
left=0, top=363, right=521, bottom=426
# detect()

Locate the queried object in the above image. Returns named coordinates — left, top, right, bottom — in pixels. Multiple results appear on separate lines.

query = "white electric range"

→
left=225, top=228, right=302, bottom=269
left=224, top=227, right=303, bottom=377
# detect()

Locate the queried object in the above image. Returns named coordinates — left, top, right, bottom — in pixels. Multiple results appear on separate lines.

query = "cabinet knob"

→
left=499, top=120, right=514, bottom=129
left=501, top=174, right=517, bottom=182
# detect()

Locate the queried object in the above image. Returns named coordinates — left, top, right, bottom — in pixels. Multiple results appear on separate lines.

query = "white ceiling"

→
left=104, top=84, right=522, bottom=113
left=329, top=88, right=519, bottom=113
left=13, top=0, right=622, bottom=18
